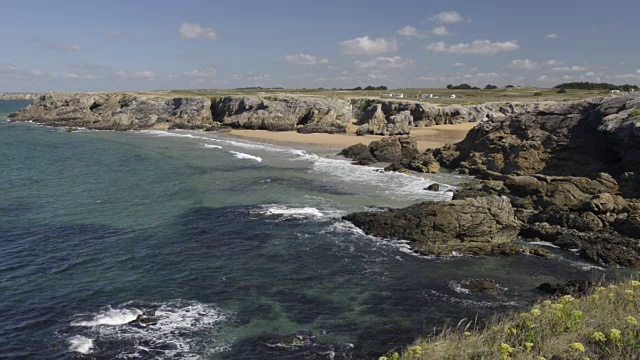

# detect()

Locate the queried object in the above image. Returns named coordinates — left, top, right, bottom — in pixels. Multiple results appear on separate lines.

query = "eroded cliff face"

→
left=9, top=92, right=354, bottom=133
left=350, top=98, right=524, bottom=135
left=212, top=95, right=352, bottom=133
left=9, top=93, right=213, bottom=130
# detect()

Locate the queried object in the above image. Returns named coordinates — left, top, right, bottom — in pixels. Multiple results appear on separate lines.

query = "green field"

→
left=139, top=87, right=618, bottom=106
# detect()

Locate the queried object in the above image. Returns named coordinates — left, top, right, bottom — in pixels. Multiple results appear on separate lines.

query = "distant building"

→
left=381, top=93, right=404, bottom=98
left=610, top=90, right=621, bottom=94
left=420, top=93, right=434, bottom=99
left=450, top=94, right=457, bottom=99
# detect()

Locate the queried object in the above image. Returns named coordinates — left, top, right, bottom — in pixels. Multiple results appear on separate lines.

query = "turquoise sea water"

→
left=0, top=100, right=609, bottom=359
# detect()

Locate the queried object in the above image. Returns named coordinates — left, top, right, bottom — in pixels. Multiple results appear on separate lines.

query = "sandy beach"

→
left=227, top=122, right=477, bottom=152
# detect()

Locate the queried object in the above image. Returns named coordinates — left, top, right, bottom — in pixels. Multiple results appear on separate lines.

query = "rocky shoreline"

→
left=9, top=92, right=532, bottom=135
left=341, top=95, right=640, bottom=268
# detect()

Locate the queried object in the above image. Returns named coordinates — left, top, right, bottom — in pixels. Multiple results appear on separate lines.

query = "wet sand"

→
left=227, top=122, right=477, bottom=152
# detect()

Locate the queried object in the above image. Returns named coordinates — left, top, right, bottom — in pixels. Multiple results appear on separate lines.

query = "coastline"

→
left=226, top=122, right=477, bottom=152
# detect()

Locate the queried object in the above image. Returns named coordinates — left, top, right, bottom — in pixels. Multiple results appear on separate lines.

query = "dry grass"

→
left=382, top=280, right=640, bottom=360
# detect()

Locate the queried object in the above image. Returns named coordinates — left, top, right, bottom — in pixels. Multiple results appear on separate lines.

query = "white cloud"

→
left=113, top=70, right=155, bottom=80
left=453, top=62, right=466, bottom=67
left=550, top=66, right=587, bottom=72
left=367, top=73, right=387, bottom=80
left=637, top=69, right=640, bottom=73
left=179, top=22, right=218, bottom=40
left=536, top=75, right=550, bottom=82
left=425, top=40, right=519, bottom=55
left=397, top=25, right=420, bottom=37
left=545, top=59, right=564, bottom=66
left=432, top=11, right=464, bottom=24
left=282, top=54, right=330, bottom=65
left=509, top=59, right=539, bottom=70
left=44, top=42, right=82, bottom=52
left=354, top=56, right=413, bottom=70
left=431, top=26, right=451, bottom=36
left=184, top=68, right=217, bottom=77
left=104, top=32, right=124, bottom=37
left=612, top=73, right=639, bottom=80
left=545, top=33, right=559, bottom=39
left=340, top=36, right=398, bottom=56
left=584, top=72, right=597, bottom=77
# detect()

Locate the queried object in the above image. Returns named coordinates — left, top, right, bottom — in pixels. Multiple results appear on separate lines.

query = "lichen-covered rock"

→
left=343, top=195, right=520, bottom=256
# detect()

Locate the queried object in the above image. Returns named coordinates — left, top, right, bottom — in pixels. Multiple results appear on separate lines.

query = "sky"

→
left=1, top=0, right=639, bottom=92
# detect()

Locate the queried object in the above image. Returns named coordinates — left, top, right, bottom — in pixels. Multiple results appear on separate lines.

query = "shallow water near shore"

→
left=0, top=101, right=619, bottom=359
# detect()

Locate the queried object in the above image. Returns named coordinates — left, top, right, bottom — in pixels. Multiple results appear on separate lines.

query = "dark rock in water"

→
left=65, top=127, right=76, bottom=132
left=386, top=152, right=440, bottom=173
left=338, top=143, right=375, bottom=164
left=369, top=135, right=418, bottom=162
left=128, top=309, right=157, bottom=325
left=522, top=247, right=553, bottom=258
left=463, top=279, right=502, bottom=296
left=343, top=195, right=520, bottom=256
left=425, top=183, right=441, bottom=191
left=537, top=280, right=596, bottom=297
left=260, top=332, right=354, bottom=359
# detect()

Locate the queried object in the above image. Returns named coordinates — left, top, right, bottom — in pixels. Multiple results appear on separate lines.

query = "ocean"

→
left=0, top=100, right=608, bottom=359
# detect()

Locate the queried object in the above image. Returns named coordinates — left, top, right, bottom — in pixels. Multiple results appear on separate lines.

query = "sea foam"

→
left=229, top=151, right=262, bottom=162
left=68, top=335, right=94, bottom=354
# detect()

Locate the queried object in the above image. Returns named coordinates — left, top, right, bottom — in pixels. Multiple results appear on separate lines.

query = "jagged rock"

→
left=368, top=136, right=417, bottom=162
left=425, top=183, right=441, bottom=191
left=462, top=279, right=502, bottom=296
left=537, top=280, right=595, bottom=297
left=213, top=95, right=352, bottom=133
left=385, top=152, right=440, bottom=173
left=260, top=332, right=354, bottom=359
left=522, top=247, right=553, bottom=258
left=10, top=93, right=213, bottom=130
left=343, top=195, right=520, bottom=256
left=431, top=95, right=640, bottom=179
left=338, top=143, right=375, bottom=165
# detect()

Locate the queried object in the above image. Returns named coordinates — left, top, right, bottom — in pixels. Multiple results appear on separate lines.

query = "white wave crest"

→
left=525, top=241, right=560, bottom=249
left=202, top=144, right=222, bottom=149
left=229, top=151, right=262, bottom=162
left=261, top=205, right=324, bottom=219
left=68, top=335, right=94, bottom=354
left=312, top=157, right=453, bottom=201
left=71, top=308, right=141, bottom=327
left=69, top=300, right=231, bottom=358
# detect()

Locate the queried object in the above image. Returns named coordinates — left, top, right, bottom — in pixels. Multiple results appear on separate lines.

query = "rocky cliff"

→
left=9, top=92, right=354, bottom=133
left=342, top=95, right=640, bottom=267
left=212, top=95, right=352, bottom=133
left=0, top=92, right=39, bottom=101
left=350, top=98, right=525, bottom=135
left=9, top=92, right=214, bottom=130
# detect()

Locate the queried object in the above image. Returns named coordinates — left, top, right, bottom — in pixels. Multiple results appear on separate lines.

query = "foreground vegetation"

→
left=384, top=280, right=640, bottom=360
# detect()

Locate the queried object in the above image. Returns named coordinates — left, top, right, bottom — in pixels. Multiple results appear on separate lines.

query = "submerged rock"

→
left=343, top=195, right=520, bottom=256
left=537, top=280, right=596, bottom=297
left=260, top=332, right=354, bottom=359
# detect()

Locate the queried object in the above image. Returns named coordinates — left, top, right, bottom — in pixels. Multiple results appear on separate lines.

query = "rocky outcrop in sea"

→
left=342, top=95, right=640, bottom=267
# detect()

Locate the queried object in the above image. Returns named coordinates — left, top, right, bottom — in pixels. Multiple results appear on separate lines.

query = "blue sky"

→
left=1, top=0, right=639, bottom=92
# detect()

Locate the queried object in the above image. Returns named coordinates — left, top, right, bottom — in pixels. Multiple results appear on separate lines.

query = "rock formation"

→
left=342, top=95, right=640, bottom=266
left=212, top=95, right=352, bottom=133
left=9, top=92, right=213, bottom=130
left=343, top=195, right=521, bottom=256
left=339, top=136, right=418, bottom=165
left=9, top=92, right=353, bottom=134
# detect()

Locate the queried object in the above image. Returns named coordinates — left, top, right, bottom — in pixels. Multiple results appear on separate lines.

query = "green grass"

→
left=383, top=280, right=640, bottom=360
left=132, top=87, right=607, bottom=105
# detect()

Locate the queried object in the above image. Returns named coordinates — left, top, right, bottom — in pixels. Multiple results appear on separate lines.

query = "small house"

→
left=420, top=94, right=434, bottom=99
left=610, top=90, right=621, bottom=94
left=450, top=94, right=457, bottom=99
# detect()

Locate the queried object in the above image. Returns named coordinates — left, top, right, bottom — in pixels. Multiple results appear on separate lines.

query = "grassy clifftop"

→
left=384, top=280, right=640, bottom=360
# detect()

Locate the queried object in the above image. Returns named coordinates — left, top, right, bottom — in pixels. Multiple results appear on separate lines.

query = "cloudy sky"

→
left=1, top=0, right=639, bottom=92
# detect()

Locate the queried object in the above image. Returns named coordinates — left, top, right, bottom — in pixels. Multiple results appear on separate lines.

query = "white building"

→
left=610, top=90, right=621, bottom=94
left=420, top=94, right=434, bottom=99
left=381, top=93, right=404, bottom=98
left=450, top=94, right=457, bottom=99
